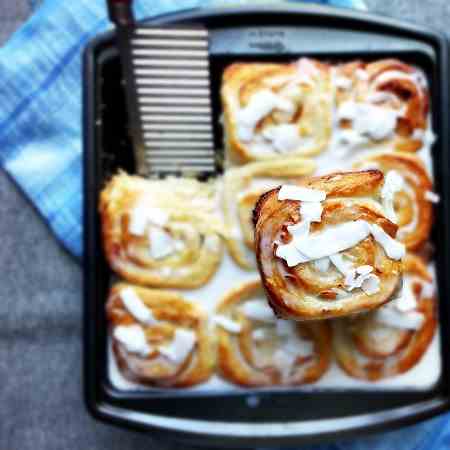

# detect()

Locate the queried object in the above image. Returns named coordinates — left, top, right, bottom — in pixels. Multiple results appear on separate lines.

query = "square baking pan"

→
left=83, top=3, right=450, bottom=447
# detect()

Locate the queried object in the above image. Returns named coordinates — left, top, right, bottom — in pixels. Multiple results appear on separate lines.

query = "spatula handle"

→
left=107, top=0, right=134, bottom=27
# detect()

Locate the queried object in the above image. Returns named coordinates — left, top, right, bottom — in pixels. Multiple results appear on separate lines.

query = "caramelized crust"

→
left=99, top=172, right=224, bottom=288
left=223, top=158, right=316, bottom=269
left=253, top=170, right=403, bottom=321
left=222, top=58, right=333, bottom=164
left=354, top=152, right=433, bottom=251
left=334, top=58, right=430, bottom=152
left=333, top=254, right=437, bottom=380
left=107, top=283, right=215, bottom=387
left=215, top=280, right=331, bottom=386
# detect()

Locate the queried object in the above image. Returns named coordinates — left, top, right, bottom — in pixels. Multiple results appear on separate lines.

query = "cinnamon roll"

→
left=223, top=158, right=316, bottom=269
left=254, top=170, right=405, bottom=321
left=100, top=172, right=224, bottom=288
left=354, top=152, right=435, bottom=251
left=214, top=280, right=331, bottom=387
left=221, top=58, right=333, bottom=164
left=107, top=283, right=215, bottom=387
left=333, top=59, right=433, bottom=153
left=333, top=253, right=437, bottom=380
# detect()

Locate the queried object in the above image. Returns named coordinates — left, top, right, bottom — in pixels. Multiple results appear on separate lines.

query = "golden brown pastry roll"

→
left=254, top=170, right=405, bottom=321
left=333, top=253, right=437, bottom=381
left=223, top=157, right=316, bottom=269
left=214, top=280, right=331, bottom=387
left=221, top=58, right=333, bottom=164
left=99, top=172, right=224, bottom=289
left=354, top=152, right=436, bottom=251
left=107, top=283, right=215, bottom=387
left=333, top=59, right=433, bottom=153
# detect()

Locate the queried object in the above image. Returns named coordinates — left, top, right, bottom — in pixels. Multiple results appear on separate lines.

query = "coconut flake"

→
left=114, top=324, right=151, bottom=357
left=158, top=329, right=196, bottom=364
left=148, top=227, right=176, bottom=260
left=337, top=101, right=400, bottom=141
left=425, top=191, right=440, bottom=203
left=120, top=287, right=158, bottom=325
left=369, top=224, right=405, bottom=260
left=275, top=241, right=308, bottom=267
left=128, top=205, right=169, bottom=236
left=329, top=253, right=353, bottom=275
left=313, top=257, right=331, bottom=272
left=240, top=300, right=276, bottom=322
left=213, top=315, right=242, bottom=334
left=278, top=185, right=327, bottom=202
left=293, top=220, right=371, bottom=261
left=300, top=201, right=323, bottom=223
left=361, top=274, right=380, bottom=295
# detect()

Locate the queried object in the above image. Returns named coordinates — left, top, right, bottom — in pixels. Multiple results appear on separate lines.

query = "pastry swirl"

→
left=107, top=283, right=215, bottom=387
left=334, top=59, right=431, bottom=152
left=100, top=172, right=224, bottom=288
left=354, top=152, right=434, bottom=251
left=223, top=158, right=316, bottom=269
left=222, top=58, right=333, bottom=164
left=333, top=253, right=437, bottom=380
left=254, top=170, right=404, bottom=320
left=215, top=280, right=331, bottom=386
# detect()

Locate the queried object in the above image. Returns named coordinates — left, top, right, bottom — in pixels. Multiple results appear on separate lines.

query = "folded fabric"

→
left=0, top=0, right=364, bottom=259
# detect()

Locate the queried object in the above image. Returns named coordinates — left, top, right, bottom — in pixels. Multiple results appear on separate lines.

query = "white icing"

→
left=148, top=227, right=176, bottom=260
left=334, top=76, right=353, bottom=90
left=275, top=320, right=294, bottom=337
left=369, top=224, right=405, bottom=260
left=278, top=185, right=327, bottom=202
left=240, top=300, right=276, bottom=322
left=262, top=124, right=301, bottom=153
left=381, top=170, right=405, bottom=223
left=355, top=68, right=369, bottom=81
left=252, top=328, right=270, bottom=341
left=425, top=191, right=440, bottom=203
left=120, top=287, right=158, bottom=325
left=158, top=329, right=196, bottom=364
left=128, top=205, right=169, bottom=236
left=300, top=201, right=323, bottom=223
left=114, top=325, right=151, bottom=357
left=391, top=280, right=417, bottom=312
left=212, top=315, right=242, bottom=333
left=375, top=307, right=424, bottom=330
left=313, top=257, right=331, bottom=272
left=236, top=90, right=295, bottom=142
left=366, top=91, right=397, bottom=104
left=338, top=101, right=401, bottom=141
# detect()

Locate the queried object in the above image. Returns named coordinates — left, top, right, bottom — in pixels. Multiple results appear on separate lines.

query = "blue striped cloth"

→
left=1, top=1, right=450, bottom=449
left=0, top=0, right=364, bottom=259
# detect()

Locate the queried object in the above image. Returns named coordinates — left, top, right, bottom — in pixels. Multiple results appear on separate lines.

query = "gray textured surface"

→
left=1, top=0, right=449, bottom=449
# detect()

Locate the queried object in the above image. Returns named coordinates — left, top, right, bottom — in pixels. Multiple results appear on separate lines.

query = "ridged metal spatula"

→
left=107, top=0, right=216, bottom=177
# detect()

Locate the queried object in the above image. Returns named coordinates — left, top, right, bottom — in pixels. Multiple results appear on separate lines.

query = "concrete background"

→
left=1, top=1, right=450, bottom=449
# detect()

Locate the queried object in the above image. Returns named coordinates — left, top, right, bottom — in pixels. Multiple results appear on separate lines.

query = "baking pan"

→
left=83, top=3, right=450, bottom=447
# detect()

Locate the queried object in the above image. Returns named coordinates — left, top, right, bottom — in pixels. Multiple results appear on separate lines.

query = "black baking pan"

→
left=83, top=3, right=450, bottom=447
